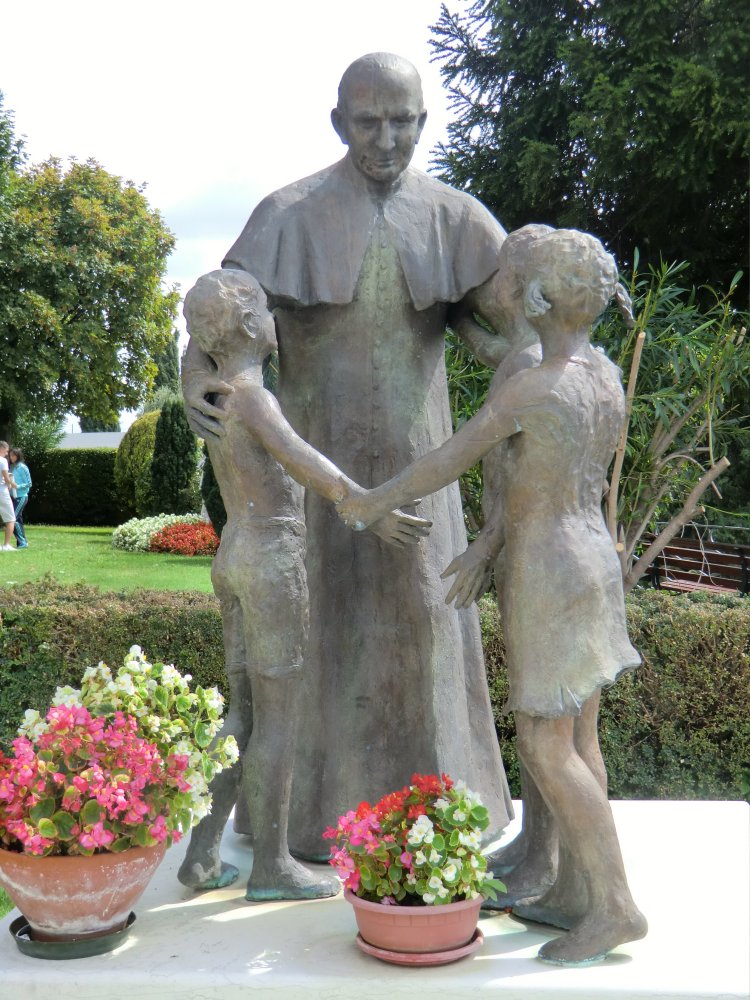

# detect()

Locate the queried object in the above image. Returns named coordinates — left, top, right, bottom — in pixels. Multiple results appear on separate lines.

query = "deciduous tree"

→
left=0, top=98, right=178, bottom=440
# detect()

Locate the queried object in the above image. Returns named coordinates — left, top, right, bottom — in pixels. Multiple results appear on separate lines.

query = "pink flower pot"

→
left=344, top=888, right=482, bottom=954
left=0, top=843, right=167, bottom=942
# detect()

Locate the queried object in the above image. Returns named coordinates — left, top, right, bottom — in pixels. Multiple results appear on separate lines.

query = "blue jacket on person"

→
left=11, top=462, right=31, bottom=498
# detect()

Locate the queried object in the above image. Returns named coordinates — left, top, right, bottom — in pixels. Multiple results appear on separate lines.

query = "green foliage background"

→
left=1, top=581, right=747, bottom=801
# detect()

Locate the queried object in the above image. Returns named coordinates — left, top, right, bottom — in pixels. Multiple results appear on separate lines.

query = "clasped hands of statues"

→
left=184, top=373, right=496, bottom=601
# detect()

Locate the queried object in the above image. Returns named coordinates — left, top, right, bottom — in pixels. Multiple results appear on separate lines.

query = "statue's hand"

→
left=335, top=492, right=384, bottom=531
left=182, top=369, right=233, bottom=440
left=441, top=542, right=494, bottom=608
left=369, top=510, right=432, bottom=548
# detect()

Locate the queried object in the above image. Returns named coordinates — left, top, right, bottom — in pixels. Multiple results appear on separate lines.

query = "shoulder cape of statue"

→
left=223, top=158, right=506, bottom=311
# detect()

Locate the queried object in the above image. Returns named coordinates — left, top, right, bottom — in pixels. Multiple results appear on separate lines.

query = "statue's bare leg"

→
left=178, top=596, right=248, bottom=890
left=513, top=693, right=602, bottom=926
left=483, top=763, right=558, bottom=907
left=243, top=669, right=340, bottom=901
left=516, top=707, right=647, bottom=965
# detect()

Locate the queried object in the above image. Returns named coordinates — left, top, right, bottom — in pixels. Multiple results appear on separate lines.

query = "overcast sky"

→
left=2, top=0, right=458, bottom=429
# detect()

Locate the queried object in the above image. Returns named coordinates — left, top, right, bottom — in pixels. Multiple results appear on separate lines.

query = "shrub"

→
left=0, top=580, right=226, bottom=750
left=114, top=411, right=159, bottom=518
left=25, top=449, right=128, bottom=526
left=150, top=520, right=219, bottom=557
left=111, top=514, right=203, bottom=553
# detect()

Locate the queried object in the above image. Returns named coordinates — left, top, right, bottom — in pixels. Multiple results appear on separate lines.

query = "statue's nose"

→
left=375, top=122, right=396, bottom=151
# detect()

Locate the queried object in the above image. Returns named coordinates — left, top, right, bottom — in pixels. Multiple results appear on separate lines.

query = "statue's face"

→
left=333, top=67, right=426, bottom=185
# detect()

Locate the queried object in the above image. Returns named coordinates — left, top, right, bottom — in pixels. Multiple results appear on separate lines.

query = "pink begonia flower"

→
left=78, top=821, right=114, bottom=851
left=72, top=775, right=89, bottom=794
left=149, top=815, right=168, bottom=842
left=400, top=851, right=413, bottom=868
left=0, top=777, right=15, bottom=800
left=381, top=896, right=396, bottom=905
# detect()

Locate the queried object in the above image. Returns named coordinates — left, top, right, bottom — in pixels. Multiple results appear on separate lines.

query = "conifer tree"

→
left=150, top=399, right=198, bottom=515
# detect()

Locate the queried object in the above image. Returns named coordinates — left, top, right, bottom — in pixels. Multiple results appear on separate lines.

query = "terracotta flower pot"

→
left=344, top=888, right=481, bottom=954
left=0, top=843, right=167, bottom=942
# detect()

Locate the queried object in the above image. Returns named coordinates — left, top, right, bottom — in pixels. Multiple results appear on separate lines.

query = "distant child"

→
left=9, top=448, right=31, bottom=549
left=177, top=269, right=428, bottom=900
left=338, top=230, right=647, bottom=964
left=0, top=441, right=17, bottom=552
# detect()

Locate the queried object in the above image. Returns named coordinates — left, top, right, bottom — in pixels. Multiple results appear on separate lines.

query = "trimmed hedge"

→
left=0, top=582, right=747, bottom=800
left=114, top=411, right=160, bottom=519
left=26, top=449, right=128, bottom=526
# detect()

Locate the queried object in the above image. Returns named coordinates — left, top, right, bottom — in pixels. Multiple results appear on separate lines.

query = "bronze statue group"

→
left=178, top=52, right=647, bottom=966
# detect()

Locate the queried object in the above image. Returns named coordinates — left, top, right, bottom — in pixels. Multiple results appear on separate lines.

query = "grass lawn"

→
left=0, top=526, right=214, bottom=593
left=0, top=889, right=12, bottom=919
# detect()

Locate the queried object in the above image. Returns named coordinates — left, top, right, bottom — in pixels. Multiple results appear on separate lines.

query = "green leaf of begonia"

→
left=37, top=818, right=57, bottom=838
left=195, top=722, right=213, bottom=748
left=154, top=686, right=169, bottom=712
left=29, top=797, right=56, bottom=823
left=51, top=811, right=76, bottom=840
left=110, top=837, right=133, bottom=853
left=470, top=805, right=489, bottom=827
left=80, top=799, right=103, bottom=826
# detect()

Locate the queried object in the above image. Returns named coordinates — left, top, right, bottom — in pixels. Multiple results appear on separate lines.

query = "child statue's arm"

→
left=337, top=390, right=523, bottom=530
left=240, top=389, right=432, bottom=546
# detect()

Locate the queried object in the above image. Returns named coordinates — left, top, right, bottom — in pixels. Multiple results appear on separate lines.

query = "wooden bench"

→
left=648, top=535, right=750, bottom=596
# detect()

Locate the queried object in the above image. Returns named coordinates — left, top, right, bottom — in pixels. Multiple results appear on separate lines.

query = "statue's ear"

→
left=524, top=279, right=551, bottom=319
left=240, top=311, right=258, bottom=339
left=415, top=110, right=427, bottom=143
left=331, top=107, right=348, bottom=145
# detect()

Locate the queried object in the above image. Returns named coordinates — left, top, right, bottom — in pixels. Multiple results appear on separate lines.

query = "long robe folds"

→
left=225, top=156, right=513, bottom=858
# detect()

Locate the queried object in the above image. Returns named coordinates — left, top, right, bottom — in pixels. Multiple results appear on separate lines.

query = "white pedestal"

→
left=2, top=800, right=748, bottom=1000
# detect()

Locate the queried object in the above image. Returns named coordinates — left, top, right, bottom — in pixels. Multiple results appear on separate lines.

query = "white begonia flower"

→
left=422, top=828, right=435, bottom=844
left=434, top=797, right=449, bottom=811
left=116, top=674, right=137, bottom=695
left=18, top=709, right=48, bottom=740
left=458, top=830, right=481, bottom=850
left=428, top=849, right=441, bottom=865
left=423, top=892, right=436, bottom=904
left=406, top=873, right=417, bottom=885
left=442, top=862, right=458, bottom=881
left=128, top=644, right=143, bottom=657
left=453, top=809, right=467, bottom=823
left=428, top=875, right=443, bottom=891
left=414, top=850, right=427, bottom=866
left=52, top=686, right=82, bottom=707
left=407, top=828, right=425, bottom=846
left=224, top=739, right=240, bottom=762
left=437, top=885, right=449, bottom=899
left=452, top=779, right=468, bottom=793
left=470, top=855, right=480, bottom=869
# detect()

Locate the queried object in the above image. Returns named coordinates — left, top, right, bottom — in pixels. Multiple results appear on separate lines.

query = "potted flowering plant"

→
left=323, top=773, right=505, bottom=964
left=0, top=645, right=238, bottom=951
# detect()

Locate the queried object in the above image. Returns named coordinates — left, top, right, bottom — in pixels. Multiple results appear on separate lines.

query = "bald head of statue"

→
left=331, top=52, right=427, bottom=188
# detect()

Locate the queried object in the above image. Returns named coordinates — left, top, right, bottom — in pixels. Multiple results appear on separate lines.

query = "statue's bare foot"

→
left=482, top=851, right=557, bottom=908
left=512, top=874, right=587, bottom=929
left=484, top=833, right=527, bottom=876
left=246, top=856, right=341, bottom=901
left=178, top=856, right=240, bottom=890
left=537, top=907, right=648, bottom=965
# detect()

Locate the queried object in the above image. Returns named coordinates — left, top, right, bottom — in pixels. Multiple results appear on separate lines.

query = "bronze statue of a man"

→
left=184, top=52, right=513, bottom=859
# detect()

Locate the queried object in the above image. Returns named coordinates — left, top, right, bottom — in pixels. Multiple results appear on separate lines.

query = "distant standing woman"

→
left=0, top=441, right=17, bottom=551
left=9, top=448, right=31, bottom=549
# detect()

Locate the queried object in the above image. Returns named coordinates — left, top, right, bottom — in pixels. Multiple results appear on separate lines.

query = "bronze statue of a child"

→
left=338, top=230, right=647, bottom=963
left=178, top=269, right=428, bottom=900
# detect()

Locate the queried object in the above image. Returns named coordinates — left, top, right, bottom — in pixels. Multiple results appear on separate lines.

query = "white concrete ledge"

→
left=2, top=800, right=748, bottom=1000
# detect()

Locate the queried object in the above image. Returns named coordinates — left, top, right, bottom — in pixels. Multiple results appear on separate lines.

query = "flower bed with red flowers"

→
left=149, top=521, right=219, bottom=557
